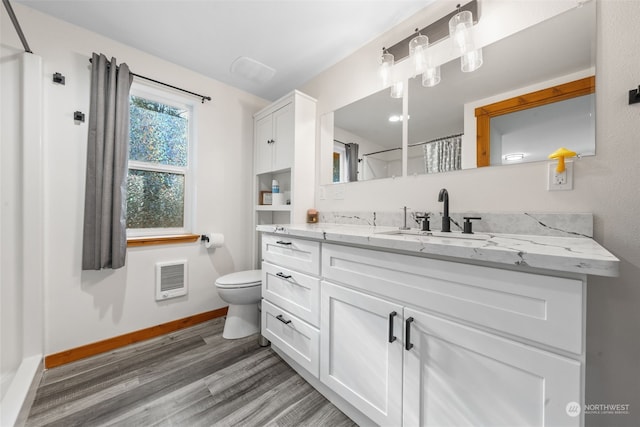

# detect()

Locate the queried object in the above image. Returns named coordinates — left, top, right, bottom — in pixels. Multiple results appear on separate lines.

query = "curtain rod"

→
left=409, top=133, right=463, bottom=147
left=361, top=133, right=463, bottom=158
left=3, top=0, right=33, bottom=53
left=89, top=57, right=212, bottom=103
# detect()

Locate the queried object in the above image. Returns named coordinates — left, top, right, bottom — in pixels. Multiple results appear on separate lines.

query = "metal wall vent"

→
left=156, top=260, right=188, bottom=301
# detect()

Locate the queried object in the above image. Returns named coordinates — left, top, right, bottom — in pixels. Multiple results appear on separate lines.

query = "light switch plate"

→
left=548, top=161, right=573, bottom=191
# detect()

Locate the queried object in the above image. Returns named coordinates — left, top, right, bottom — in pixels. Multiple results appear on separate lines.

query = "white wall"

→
left=302, top=1, right=640, bottom=426
left=1, top=4, right=268, bottom=357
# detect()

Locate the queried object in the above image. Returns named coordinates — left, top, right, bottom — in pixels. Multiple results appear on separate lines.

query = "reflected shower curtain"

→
left=82, top=53, right=133, bottom=270
left=345, top=142, right=359, bottom=182
left=423, top=135, right=462, bottom=174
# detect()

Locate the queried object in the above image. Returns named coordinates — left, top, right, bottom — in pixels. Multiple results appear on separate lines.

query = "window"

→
left=333, top=141, right=347, bottom=183
left=127, top=84, right=194, bottom=237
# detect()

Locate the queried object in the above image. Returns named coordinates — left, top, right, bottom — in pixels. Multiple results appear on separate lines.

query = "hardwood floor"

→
left=24, top=318, right=357, bottom=427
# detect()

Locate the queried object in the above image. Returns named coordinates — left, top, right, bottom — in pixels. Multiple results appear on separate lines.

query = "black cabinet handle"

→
left=405, top=317, right=414, bottom=350
left=276, top=314, right=291, bottom=325
left=388, top=311, right=397, bottom=343
left=276, top=240, right=292, bottom=246
left=276, top=272, right=292, bottom=279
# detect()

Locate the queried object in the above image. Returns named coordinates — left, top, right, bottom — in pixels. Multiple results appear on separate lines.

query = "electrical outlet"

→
left=548, top=161, right=573, bottom=191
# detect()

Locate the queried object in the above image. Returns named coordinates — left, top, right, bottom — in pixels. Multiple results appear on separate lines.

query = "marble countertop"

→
left=257, top=223, right=619, bottom=277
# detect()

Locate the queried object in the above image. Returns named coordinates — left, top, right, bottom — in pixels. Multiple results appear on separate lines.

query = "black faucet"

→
left=438, top=188, right=451, bottom=232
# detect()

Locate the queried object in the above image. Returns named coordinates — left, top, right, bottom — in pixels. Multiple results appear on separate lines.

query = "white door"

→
left=403, top=307, right=583, bottom=427
left=271, top=102, right=294, bottom=172
left=255, top=113, right=273, bottom=174
left=321, top=281, right=403, bottom=426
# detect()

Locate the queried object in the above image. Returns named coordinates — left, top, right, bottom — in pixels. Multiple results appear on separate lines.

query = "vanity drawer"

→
left=262, top=299, right=319, bottom=378
left=262, top=262, right=320, bottom=327
left=322, top=243, right=584, bottom=354
left=262, top=234, right=320, bottom=276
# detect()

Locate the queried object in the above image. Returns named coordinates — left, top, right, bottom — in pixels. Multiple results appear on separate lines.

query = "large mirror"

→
left=326, top=1, right=595, bottom=182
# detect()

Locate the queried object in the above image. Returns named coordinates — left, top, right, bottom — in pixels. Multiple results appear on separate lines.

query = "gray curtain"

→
left=82, top=53, right=133, bottom=270
left=423, top=135, right=462, bottom=174
left=345, top=142, right=359, bottom=182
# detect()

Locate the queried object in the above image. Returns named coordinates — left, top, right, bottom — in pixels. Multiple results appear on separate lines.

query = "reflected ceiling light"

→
left=388, top=114, right=410, bottom=122
left=449, top=7, right=483, bottom=72
left=503, top=153, right=525, bottom=161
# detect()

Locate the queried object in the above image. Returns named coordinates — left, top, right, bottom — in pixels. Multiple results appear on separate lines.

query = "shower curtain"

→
left=423, top=135, right=462, bottom=174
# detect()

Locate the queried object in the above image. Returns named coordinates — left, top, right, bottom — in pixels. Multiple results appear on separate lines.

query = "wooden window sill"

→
left=127, top=234, right=200, bottom=247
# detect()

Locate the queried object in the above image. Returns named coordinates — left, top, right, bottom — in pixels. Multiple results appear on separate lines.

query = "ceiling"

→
left=15, top=0, right=433, bottom=101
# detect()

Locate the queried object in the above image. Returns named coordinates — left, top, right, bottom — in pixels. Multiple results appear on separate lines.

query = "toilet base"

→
left=223, top=303, right=259, bottom=339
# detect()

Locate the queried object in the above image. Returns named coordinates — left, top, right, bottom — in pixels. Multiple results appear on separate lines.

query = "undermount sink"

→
left=375, top=229, right=491, bottom=241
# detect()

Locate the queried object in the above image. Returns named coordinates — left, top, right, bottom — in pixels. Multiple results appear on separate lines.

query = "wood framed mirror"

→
left=475, top=76, right=595, bottom=167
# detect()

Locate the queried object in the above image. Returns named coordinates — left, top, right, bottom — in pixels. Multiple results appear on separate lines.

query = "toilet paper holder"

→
left=200, top=232, right=225, bottom=249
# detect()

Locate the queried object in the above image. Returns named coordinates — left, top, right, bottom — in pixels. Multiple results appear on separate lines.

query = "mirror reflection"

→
left=333, top=89, right=402, bottom=182
left=327, top=1, right=595, bottom=183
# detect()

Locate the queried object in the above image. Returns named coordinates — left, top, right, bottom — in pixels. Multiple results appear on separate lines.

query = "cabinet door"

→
left=255, top=113, right=273, bottom=174
left=321, top=281, right=403, bottom=426
left=271, top=102, right=294, bottom=172
left=403, top=307, right=582, bottom=427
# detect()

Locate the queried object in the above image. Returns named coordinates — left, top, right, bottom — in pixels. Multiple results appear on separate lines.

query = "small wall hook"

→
left=629, top=85, right=640, bottom=105
left=53, top=72, right=65, bottom=85
left=74, top=111, right=85, bottom=122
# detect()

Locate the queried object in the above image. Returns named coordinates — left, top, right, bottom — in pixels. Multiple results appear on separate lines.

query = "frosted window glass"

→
left=126, top=170, right=184, bottom=229
left=129, top=96, right=188, bottom=167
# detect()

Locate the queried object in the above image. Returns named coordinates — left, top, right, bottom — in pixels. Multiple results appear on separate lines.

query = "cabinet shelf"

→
left=256, top=205, right=292, bottom=212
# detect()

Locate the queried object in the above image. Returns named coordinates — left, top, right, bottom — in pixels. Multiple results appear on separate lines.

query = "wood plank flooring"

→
left=24, top=318, right=357, bottom=427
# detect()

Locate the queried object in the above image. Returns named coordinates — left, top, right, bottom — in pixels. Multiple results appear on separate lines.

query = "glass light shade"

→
left=449, top=10, right=475, bottom=53
left=390, top=81, right=404, bottom=98
left=380, top=52, right=394, bottom=88
left=461, top=48, right=483, bottom=72
left=409, top=34, right=429, bottom=75
left=422, top=66, right=441, bottom=87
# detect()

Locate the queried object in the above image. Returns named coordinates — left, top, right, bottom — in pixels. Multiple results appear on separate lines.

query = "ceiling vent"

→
left=230, top=56, right=276, bottom=84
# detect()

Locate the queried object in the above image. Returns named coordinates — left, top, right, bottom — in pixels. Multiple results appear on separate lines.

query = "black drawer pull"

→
left=405, top=317, right=414, bottom=351
left=276, top=314, right=291, bottom=325
left=276, top=240, right=292, bottom=246
left=388, top=311, right=397, bottom=343
left=276, top=272, right=292, bottom=279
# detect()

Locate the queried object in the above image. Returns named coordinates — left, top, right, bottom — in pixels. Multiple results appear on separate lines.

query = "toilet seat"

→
left=215, top=269, right=261, bottom=289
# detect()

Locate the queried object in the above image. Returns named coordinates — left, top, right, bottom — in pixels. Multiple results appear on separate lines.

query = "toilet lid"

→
left=215, top=269, right=262, bottom=288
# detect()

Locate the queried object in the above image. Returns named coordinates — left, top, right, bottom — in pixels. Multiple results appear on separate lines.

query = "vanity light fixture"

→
left=449, top=7, right=483, bottom=72
left=378, top=0, right=480, bottom=95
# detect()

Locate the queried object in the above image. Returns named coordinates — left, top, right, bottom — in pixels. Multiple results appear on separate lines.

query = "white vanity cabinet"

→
left=261, top=235, right=321, bottom=377
left=321, top=243, right=586, bottom=427
left=320, top=281, right=404, bottom=426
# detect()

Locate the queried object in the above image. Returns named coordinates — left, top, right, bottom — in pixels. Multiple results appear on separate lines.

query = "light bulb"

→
left=422, top=66, right=441, bottom=87
left=390, top=81, right=404, bottom=98
left=380, top=51, right=394, bottom=88
left=461, top=48, right=483, bottom=72
left=409, top=33, right=429, bottom=76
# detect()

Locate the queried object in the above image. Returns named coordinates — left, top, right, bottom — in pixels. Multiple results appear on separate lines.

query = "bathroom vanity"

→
left=258, top=223, right=618, bottom=427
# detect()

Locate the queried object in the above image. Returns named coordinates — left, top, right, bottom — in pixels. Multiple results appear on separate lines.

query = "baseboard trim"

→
left=44, top=307, right=228, bottom=369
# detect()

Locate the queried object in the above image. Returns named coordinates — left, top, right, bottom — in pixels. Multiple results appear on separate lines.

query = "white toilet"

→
left=215, top=269, right=262, bottom=339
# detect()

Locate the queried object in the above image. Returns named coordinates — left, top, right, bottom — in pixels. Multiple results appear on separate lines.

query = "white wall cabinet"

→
left=255, top=102, right=294, bottom=175
left=253, top=91, right=316, bottom=266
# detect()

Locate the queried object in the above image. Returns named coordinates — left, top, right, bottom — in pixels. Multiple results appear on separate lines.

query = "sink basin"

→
left=375, top=229, right=491, bottom=241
